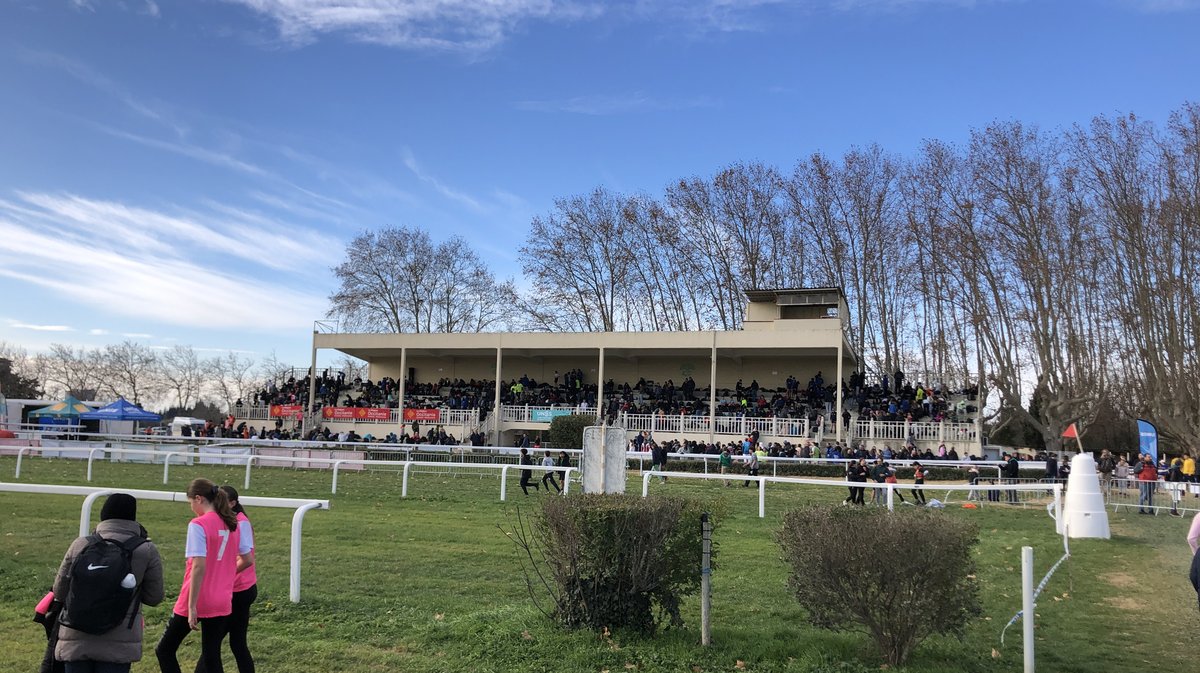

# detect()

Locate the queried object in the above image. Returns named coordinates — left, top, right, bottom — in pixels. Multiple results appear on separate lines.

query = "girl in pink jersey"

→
left=219, top=485, right=257, bottom=673
left=155, top=478, right=242, bottom=673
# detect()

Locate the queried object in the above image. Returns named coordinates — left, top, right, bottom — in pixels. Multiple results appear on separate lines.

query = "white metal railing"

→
left=619, top=413, right=814, bottom=439
left=233, top=407, right=480, bottom=426
left=639, top=471, right=1063, bottom=520
left=0, top=481, right=329, bottom=603
left=852, top=419, right=978, bottom=444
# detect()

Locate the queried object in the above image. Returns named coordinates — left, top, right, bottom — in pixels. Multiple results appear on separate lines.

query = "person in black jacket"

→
left=1005, top=453, right=1021, bottom=503
left=846, top=458, right=869, bottom=505
left=518, top=448, right=539, bottom=495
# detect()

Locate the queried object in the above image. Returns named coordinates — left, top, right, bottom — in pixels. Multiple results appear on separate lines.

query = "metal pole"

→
left=1022, top=545, right=1035, bottom=673
left=701, top=512, right=712, bottom=646
left=709, top=332, right=717, bottom=446
left=290, top=501, right=323, bottom=603
left=303, top=325, right=318, bottom=437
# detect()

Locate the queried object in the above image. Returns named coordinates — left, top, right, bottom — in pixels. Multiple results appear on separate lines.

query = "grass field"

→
left=1, top=456, right=1196, bottom=672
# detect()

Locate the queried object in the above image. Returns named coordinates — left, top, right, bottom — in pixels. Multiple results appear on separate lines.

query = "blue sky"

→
left=1, top=0, right=1198, bottom=367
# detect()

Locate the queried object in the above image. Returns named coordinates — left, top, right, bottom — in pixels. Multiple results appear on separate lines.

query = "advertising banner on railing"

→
left=1137, top=419, right=1158, bottom=462
left=402, top=408, right=441, bottom=422
left=269, top=404, right=304, bottom=418
left=532, top=408, right=573, bottom=423
left=322, top=407, right=392, bottom=421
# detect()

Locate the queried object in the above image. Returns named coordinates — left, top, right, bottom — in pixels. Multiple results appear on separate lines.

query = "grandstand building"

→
left=240, top=288, right=982, bottom=454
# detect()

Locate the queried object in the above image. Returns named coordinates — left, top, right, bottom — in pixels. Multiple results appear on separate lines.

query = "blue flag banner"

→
left=1136, top=419, right=1158, bottom=462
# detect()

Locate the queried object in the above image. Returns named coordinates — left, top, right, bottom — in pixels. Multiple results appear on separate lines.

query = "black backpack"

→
left=58, top=534, right=147, bottom=635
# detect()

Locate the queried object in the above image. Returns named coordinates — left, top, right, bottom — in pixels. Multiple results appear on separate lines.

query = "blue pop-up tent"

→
left=79, top=397, right=162, bottom=422
left=80, top=397, right=161, bottom=436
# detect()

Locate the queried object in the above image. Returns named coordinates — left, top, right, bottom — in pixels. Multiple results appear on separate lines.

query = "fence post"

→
left=87, top=448, right=102, bottom=482
left=403, top=462, right=413, bottom=498
left=244, top=455, right=255, bottom=491
left=887, top=483, right=894, bottom=512
left=1022, top=546, right=1035, bottom=673
left=290, top=502, right=323, bottom=603
left=758, top=477, right=765, bottom=518
left=700, top=512, right=712, bottom=647
left=498, top=464, right=508, bottom=501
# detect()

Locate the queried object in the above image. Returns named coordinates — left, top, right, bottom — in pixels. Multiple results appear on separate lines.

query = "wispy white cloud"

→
left=514, top=91, right=717, bottom=116
left=12, top=192, right=340, bottom=272
left=20, top=50, right=186, bottom=137
left=89, top=328, right=111, bottom=336
left=7, top=320, right=75, bottom=332
left=123, top=332, right=155, bottom=338
left=143, top=0, right=161, bottom=18
left=219, top=0, right=597, bottom=51
left=0, top=194, right=330, bottom=331
left=401, top=148, right=486, bottom=212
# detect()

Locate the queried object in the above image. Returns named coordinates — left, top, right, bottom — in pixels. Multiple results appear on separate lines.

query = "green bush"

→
left=547, top=414, right=596, bottom=449
left=776, top=504, right=981, bottom=666
left=508, top=494, right=716, bottom=634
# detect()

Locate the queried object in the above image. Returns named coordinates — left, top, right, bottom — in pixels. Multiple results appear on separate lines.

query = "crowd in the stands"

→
left=234, top=367, right=978, bottom=446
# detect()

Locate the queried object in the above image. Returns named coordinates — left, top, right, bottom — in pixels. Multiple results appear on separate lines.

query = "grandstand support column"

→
left=709, top=331, right=717, bottom=445
left=493, top=347, right=502, bottom=445
left=397, top=348, right=407, bottom=428
left=835, top=339, right=844, bottom=443
left=303, top=328, right=318, bottom=437
left=597, top=347, right=605, bottom=422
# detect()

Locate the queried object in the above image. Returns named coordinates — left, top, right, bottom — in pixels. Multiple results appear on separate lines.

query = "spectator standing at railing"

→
left=1184, top=454, right=1197, bottom=496
left=1136, top=453, right=1159, bottom=514
left=1045, top=453, right=1059, bottom=483
left=1114, top=456, right=1131, bottom=493
left=1097, top=450, right=1116, bottom=491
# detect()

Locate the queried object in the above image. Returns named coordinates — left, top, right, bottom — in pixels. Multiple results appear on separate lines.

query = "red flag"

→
left=1061, top=423, right=1078, bottom=439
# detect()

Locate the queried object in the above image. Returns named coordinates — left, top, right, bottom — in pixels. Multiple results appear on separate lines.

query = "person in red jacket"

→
left=1136, top=453, right=1159, bottom=514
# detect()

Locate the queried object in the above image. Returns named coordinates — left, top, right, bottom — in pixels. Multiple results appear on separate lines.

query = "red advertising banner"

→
left=322, top=407, right=393, bottom=421
left=269, top=404, right=304, bottom=418
left=402, top=408, right=442, bottom=422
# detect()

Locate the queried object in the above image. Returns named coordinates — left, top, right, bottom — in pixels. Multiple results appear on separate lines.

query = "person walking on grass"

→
left=719, top=446, right=733, bottom=487
left=540, top=451, right=561, bottom=493
left=217, top=486, right=257, bottom=673
left=518, top=448, right=540, bottom=495
left=53, top=493, right=164, bottom=673
left=911, top=462, right=928, bottom=505
left=156, top=479, right=245, bottom=673
left=744, top=447, right=759, bottom=487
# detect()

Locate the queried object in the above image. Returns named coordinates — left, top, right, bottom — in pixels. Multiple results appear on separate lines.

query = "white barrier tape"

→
left=1000, top=550, right=1071, bottom=646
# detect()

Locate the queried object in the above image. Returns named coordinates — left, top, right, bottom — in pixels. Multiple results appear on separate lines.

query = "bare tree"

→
left=160, top=345, right=206, bottom=409
left=97, top=340, right=162, bottom=406
left=329, top=226, right=513, bottom=334
left=666, top=162, right=795, bottom=330
left=520, top=187, right=636, bottom=331
left=427, top=237, right=516, bottom=333
left=787, top=146, right=911, bottom=375
left=1071, top=107, right=1200, bottom=454
left=42, top=344, right=103, bottom=400
left=203, top=352, right=259, bottom=413
left=948, top=122, right=1111, bottom=451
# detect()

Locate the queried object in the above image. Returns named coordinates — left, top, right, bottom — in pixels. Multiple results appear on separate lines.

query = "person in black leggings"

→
left=218, top=485, right=257, bottom=673
left=911, top=462, right=928, bottom=505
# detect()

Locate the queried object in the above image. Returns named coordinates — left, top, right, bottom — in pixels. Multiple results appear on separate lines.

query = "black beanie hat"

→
left=100, top=493, right=137, bottom=521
